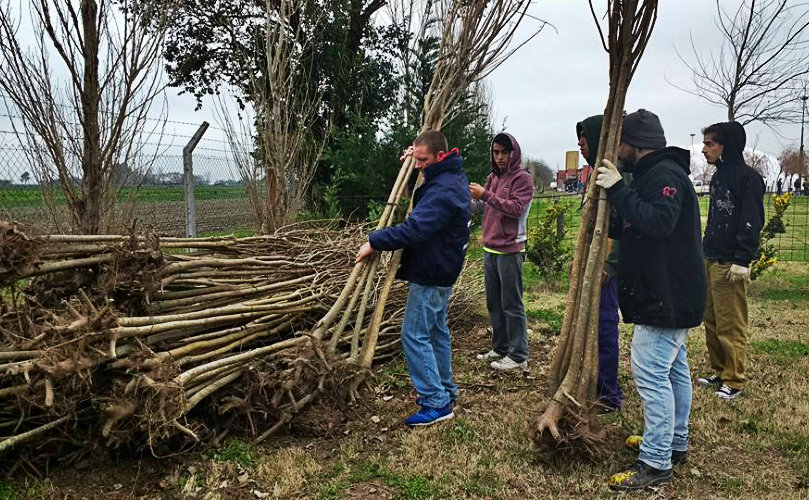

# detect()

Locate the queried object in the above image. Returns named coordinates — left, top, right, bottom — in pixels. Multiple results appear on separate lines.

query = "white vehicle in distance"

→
left=692, top=179, right=710, bottom=195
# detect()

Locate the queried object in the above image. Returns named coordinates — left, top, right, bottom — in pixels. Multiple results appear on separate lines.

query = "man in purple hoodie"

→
left=470, top=133, right=535, bottom=371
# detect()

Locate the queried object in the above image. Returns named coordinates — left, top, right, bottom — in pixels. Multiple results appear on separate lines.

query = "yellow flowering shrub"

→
left=751, top=192, right=793, bottom=280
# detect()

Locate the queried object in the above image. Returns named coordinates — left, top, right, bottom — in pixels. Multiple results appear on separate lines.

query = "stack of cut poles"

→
left=0, top=223, right=423, bottom=454
left=0, top=0, right=528, bottom=460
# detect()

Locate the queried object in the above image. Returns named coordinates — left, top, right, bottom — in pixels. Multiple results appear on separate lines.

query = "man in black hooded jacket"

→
left=697, top=122, right=765, bottom=401
left=576, top=114, right=624, bottom=413
left=595, top=109, right=707, bottom=491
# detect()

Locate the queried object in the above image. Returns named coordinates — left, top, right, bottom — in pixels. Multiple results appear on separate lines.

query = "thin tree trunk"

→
left=79, top=0, right=103, bottom=235
left=533, top=0, right=658, bottom=456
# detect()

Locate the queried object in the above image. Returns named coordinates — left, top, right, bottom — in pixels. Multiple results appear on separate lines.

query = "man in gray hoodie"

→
left=470, top=133, right=534, bottom=371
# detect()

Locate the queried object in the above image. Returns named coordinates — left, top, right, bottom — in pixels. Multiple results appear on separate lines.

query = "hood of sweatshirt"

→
left=633, top=146, right=691, bottom=178
left=490, top=132, right=522, bottom=175
left=718, top=121, right=746, bottom=166
left=576, top=115, right=603, bottom=166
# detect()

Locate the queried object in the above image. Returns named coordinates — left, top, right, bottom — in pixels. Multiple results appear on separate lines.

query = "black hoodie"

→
left=576, top=115, right=602, bottom=166
left=606, top=147, right=707, bottom=329
left=702, top=122, right=765, bottom=266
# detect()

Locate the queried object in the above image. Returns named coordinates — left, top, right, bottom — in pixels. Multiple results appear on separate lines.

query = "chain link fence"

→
left=0, top=124, right=258, bottom=236
left=1, top=137, right=807, bottom=262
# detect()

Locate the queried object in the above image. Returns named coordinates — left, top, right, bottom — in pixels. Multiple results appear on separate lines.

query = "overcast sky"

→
left=1, top=0, right=805, bottom=182
left=484, top=0, right=804, bottom=172
left=164, top=0, right=805, bottom=175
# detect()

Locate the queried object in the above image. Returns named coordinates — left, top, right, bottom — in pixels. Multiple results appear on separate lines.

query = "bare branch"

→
left=675, top=0, right=809, bottom=126
left=0, top=0, right=172, bottom=233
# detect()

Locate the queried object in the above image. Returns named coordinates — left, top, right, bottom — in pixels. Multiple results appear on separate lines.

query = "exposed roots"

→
left=99, top=230, right=164, bottom=313
left=531, top=400, right=610, bottom=461
left=0, top=222, right=41, bottom=286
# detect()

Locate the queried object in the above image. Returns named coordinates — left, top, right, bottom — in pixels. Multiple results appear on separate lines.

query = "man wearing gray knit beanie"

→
left=596, top=109, right=707, bottom=491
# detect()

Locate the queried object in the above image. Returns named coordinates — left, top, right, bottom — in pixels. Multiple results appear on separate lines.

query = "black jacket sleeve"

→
left=733, top=173, right=765, bottom=266
left=608, top=205, right=623, bottom=239
left=606, top=168, right=687, bottom=239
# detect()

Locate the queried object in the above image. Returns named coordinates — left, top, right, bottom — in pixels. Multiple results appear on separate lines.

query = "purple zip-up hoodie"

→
left=473, top=133, right=534, bottom=253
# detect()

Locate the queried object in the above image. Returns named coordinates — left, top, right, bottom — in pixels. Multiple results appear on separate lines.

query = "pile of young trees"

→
left=0, top=223, right=420, bottom=458
left=0, top=0, right=534, bottom=466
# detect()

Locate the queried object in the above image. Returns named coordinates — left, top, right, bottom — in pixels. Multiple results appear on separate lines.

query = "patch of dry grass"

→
left=7, top=262, right=807, bottom=500
left=289, top=261, right=809, bottom=499
left=254, top=448, right=323, bottom=498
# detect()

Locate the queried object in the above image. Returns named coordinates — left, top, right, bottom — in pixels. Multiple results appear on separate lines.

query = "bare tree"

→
left=525, top=157, right=554, bottom=190
left=674, top=0, right=809, bottom=127
left=0, top=0, right=170, bottom=234
left=780, top=147, right=809, bottom=177
left=217, top=98, right=264, bottom=227
left=691, top=155, right=715, bottom=184
left=744, top=148, right=770, bottom=177
left=253, top=0, right=326, bottom=234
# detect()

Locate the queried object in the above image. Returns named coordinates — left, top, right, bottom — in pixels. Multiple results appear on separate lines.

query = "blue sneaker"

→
left=404, top=404, right=454, bottom=427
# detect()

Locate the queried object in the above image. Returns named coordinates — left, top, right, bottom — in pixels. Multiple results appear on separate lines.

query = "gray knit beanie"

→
left=621, top=109, right=666, bottom=149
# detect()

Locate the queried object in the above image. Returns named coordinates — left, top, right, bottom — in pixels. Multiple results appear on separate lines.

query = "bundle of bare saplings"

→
left=0, top=221, right=480, bottom=464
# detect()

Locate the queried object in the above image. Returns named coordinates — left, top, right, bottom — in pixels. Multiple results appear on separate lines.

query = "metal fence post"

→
left=183, top=122, right=209, bottom=238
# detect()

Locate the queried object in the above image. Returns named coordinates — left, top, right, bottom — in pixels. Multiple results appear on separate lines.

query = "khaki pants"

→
left=703, top=260, right=749, bottom=389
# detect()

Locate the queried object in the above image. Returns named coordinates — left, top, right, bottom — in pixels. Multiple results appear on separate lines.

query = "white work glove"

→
left=596, top=159, right=622, bottom=189
left=727, top=264, right=749, bottom=283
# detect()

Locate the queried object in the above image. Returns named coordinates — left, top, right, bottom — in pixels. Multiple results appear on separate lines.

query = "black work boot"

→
left=608, top=461, right=673, bottom=490
left=672, top=449, right=689, bottom=466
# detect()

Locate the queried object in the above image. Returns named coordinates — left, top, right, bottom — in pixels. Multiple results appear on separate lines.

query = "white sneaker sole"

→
left=490, top=362, right=528, bottom=371
left=696, top=378, right=722, bottom=387
left=716, top=391, right=741, bottom=400
left=407, top=412, right=455, bottom=427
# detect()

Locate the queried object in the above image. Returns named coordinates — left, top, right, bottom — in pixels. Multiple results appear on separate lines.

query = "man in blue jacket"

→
left=356, top=130, right=471, bottom=427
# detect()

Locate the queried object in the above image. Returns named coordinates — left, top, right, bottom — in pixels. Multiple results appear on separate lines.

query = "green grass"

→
left=776, top=432, right=809, bottom=483
left=439, top=420, right=481, bottom=445
left=527, top=307, right=564, bottom=335
left=752, top=265, right=809, bottom=301
left=0, top=484, right=19, bottom=500
left=717, top=475, right=744, bottom=493
left=317, top=459, right=441, bottom=500
left=198, top=229, right=258, bottom=238
left=374, top=359, right=411, bottom=389
left=211, top=438, right=256, bottom=468
left=0, top=185, right=249, bottom=208
left=750, top=340, right=809, bottom=357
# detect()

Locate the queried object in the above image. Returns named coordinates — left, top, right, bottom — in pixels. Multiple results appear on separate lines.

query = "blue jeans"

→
left=401, top=283, right=456, bottom=409
left=631, top=324, right=692, bottom=470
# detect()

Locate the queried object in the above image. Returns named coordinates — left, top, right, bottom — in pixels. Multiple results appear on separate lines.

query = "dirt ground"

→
left=2, top=262, right=808, bottom=500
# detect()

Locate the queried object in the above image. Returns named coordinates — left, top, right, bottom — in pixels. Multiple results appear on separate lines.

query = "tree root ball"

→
left=0, top=222, right=41, bottom=285
left=530, top=402, right=611, bottom=461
